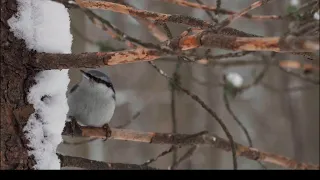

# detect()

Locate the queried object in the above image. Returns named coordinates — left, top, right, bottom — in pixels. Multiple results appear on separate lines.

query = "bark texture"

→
left=0, top=0, right=37, bottom=169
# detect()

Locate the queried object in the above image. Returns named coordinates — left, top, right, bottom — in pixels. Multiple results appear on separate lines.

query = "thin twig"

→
left=278, top=66, right=320, bottom=85
left=216, top=0, right=222, bottom=16
left=215, top=0, right=274, bottom=31
left=222, top=92, right=253, bottom=147
left=158, top=0, right=281, bottom=20
left=70, top=23, right=96, bottom=45
left=142, top=146, right=179, bottom=166
left=169, top=145, right=198, bottom=169
left=141, top=131, right=207, bottom=166
left=147, top=61, right=238, bottom=169
left=195, top=0, right=218, bottom=23
left=82, top=9, right=162, bottom=50
left=169, top=56, right=183, bottom=166
left=240, top=57, right=271, bottom=91
left=75, top=0, right=215, bottom=29
left=115, top=1, right=168, bottom=41
left=222, top=91, right=267, bottom=169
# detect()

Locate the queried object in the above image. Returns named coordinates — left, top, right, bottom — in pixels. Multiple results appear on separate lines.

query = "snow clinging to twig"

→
left=226, top=72, right=244, bottom=88
left=7, top=0, right=73, bottom=169
left=290, top=0, right=300, bottom=7
left=314, top=11, right=319, bottom=20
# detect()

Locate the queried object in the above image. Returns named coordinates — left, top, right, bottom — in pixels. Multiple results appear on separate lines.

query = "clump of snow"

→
left=24, top=70, right=70, bottom=169
left=314, top=11, right=319, bottom=20
left=226, top=72, right=243, bottom=88
left=7, top=0, right=73, bottom=169
left=290, top=0, right=300, bottom=6
left=8, top=0, right=72, bottom=53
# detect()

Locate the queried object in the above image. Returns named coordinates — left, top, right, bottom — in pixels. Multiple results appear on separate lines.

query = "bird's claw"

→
left=102, top=124, right=112, bottom=141
left=70, top=117, right=78, bottom=137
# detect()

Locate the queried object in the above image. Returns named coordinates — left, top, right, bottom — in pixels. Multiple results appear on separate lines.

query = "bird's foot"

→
left=102, top=124, right=112, bottom=141
left=70, top=117, right=78, bottom=137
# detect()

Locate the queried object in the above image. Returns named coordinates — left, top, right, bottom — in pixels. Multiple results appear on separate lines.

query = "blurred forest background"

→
left=57, top=0, right=319, bottom=169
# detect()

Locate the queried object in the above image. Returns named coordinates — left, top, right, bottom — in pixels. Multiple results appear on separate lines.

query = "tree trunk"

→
left=0, top=0, right=37, bottom=169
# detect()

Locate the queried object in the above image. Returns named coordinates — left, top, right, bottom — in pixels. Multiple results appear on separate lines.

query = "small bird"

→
left=67, top=69, right=116, bottom=138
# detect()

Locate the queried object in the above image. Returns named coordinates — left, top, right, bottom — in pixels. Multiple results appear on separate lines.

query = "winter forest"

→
left=1, top=0, right=319, bottom=170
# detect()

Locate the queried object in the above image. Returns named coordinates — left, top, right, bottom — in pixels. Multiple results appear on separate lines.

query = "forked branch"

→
left=75, top=0, right=214, bottom=28
left=62, top=122, right=320, bottom=170
left=159, top=0, right=281, bottom=20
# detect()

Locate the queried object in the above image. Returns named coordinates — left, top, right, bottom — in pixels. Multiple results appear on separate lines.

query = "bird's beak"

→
left=80, top=70, right=90, bottom=79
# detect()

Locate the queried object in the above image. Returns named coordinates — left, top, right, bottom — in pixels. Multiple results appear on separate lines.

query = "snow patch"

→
left=226, top=72, right=244, bottom=88
left=8, top=0, right=73, bottom=169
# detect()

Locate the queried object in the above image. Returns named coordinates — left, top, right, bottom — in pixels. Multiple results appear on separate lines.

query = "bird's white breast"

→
left=67, top=83, right=116, bottom=127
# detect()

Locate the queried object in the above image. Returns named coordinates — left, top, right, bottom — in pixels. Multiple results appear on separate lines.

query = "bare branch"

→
left=222, top=92, right=268, bottom=169
left=240, top=55, right=271, bottom=91
left=169, top=31, right=319, bottom=52
left=148, top=61, right=238, bottom=169
left=278, top=65, right=320, bottom=85
left=158, top=0, right=281, bottom=20
left=75, top=0, right=214, bottom=28
left=222, top=92, right=253, bottom=147
left=62, top=122, right=320, bottom=170
left=70, top=23, right=96, bottom=45
left=142, top=146, right=179, bottom=166
left=82, top=9, right=162, bottom=50
left=279, top=60, right=319, bottom=72
left=119, top=1, right=169, bottom=42
left=195, top=0, right=218, bottom=23
left=169, top=145, right=198, bottom=169
left=141, top=131, right=207, bottom=166
left=58, top=154, right=156, bottom=169
left=31, top=48, right=164, bottom=70
left=216, top=0, right=274, bottom=30
left=170, top=60, right=180, bottom=166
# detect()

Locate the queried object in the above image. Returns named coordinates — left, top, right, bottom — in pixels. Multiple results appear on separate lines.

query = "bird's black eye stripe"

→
left=69, top=84, right=79, bottom=94
left=82, top=71, right=116, bottom=94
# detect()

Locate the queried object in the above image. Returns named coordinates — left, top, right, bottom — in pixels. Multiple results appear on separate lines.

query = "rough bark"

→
left=59, top=154, right=157, bottom=170
left=0, top=0, right=37, bottom=169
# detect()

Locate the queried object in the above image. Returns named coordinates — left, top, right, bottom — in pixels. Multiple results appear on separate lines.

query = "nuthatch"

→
left=67, top=69, right=116, bottom=138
